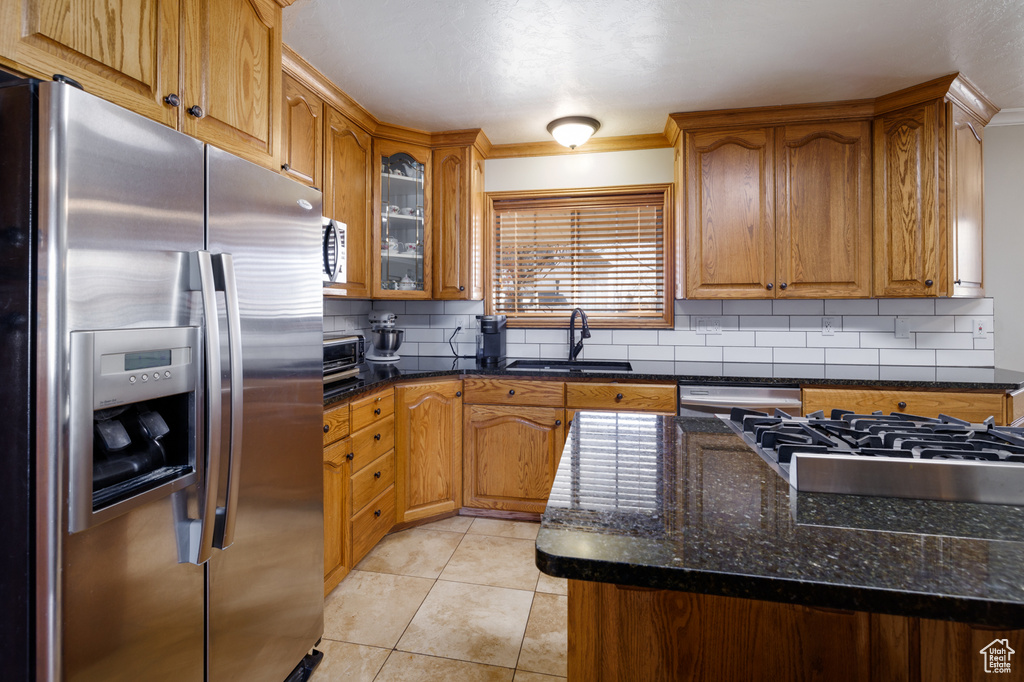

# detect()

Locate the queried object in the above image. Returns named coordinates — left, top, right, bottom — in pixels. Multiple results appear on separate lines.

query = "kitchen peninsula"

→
left=536, top=411, right=1024, bottom=682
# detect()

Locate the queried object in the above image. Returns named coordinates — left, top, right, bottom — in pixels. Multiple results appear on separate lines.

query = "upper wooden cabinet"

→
left=0, top=0, right=283, bottom=169
left=684, top=121, right=872, bottom=299
left=323, top=106, right=373, bottom=298
left=281, top=72, right=323, bottom=188
left=373, top=139, right=432, bottom=298
left=432, top=145, right=485, bottom=299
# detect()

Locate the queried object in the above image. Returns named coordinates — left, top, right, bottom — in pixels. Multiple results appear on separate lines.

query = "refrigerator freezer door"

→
left=205, top=147, right=325, bottom=681
left=33, top=82, right=208, bottom=681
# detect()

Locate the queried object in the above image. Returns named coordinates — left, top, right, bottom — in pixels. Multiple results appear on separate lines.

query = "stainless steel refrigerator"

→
left=0, top=79, right=324, bottom=681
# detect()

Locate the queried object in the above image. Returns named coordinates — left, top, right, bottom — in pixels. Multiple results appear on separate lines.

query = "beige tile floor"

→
left=313, top=516, right=568, bottom=682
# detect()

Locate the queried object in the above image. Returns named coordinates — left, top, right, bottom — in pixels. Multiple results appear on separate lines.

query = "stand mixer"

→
left=366, top=310, right=404, bottom=362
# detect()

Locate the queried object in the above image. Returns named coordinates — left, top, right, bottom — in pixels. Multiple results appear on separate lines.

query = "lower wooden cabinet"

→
left=351, top=486, right=395, bottom=564
left=323, top=436, right=350, bottom=595
left=395, top=379, right=463, bottom=523
left=802, top=387, right=1008, bottom=425
left=463, top=404, right=565, bottom=513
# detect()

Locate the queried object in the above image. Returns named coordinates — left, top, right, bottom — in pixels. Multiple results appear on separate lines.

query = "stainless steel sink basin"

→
left=505, top=359, right=633, bottom=372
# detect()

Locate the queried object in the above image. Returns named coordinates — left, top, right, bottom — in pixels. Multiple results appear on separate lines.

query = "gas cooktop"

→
left=728, top=408, right=1024, bottom=506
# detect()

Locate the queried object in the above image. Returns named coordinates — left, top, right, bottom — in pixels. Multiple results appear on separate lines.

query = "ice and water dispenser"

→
left=68, top=327, right=201, bottom=532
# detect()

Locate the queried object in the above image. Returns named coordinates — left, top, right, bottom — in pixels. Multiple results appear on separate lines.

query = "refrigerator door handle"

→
left=184, top=250, right=224, bottom=565
left=212, top=252, right=243, bottom=549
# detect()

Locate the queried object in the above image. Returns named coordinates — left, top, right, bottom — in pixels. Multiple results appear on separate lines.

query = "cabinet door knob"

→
left=455, top=391, right=462, bottom=397
left=615, top=393, right=624, bottom=400
left=925, top=279, right=934, bottom=287
left=323, top=424, right=330, bottom=433
left=374, top=433, right=381, bottom=441
left=898, top=401, right=907, bottom=409
left=459, top=286, right=465, bottom=291
left=374, top=471, right=381, bottom=479
left=555, top=420, right=561, bottom=426
left=374, top=509, right=382, bottom=518
left=766, top=283, right=774, bottom=290
left=954, top=279, right=962, bottom=285
left=164, top=93, right=180, bottom=107
left=281, top=163, right=291, bottom=172
left=374, top=407, right=381, bottom=415
left=779, top=282, right=788, bottom=290
left=375, top=396, right=382, bottom=402
left=508, top=389, right=515, bottom=396
left=346, top=453, right=354, bottom=461
left=187, top=105, right=204, bottom=118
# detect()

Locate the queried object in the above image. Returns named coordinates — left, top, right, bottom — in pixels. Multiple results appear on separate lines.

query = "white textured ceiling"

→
left=283, top=0, right=1024, bottom=144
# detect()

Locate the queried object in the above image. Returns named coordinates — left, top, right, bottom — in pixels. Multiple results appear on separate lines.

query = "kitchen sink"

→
left=505, top=359, right=633, bottom=372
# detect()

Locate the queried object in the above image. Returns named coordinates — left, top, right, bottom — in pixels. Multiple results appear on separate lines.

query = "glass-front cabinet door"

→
left=373, top=140, right=431, bottom=298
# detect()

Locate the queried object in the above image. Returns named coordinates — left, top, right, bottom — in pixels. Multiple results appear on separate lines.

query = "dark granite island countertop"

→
left=536, top=412, right=1024, bottom=628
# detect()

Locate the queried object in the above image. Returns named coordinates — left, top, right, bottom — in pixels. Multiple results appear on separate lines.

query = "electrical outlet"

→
left=695, top=317, right=722, bottom=335
left=894, top=317, right=910, bottom=339
left=821, top=316, right=838, bottom=336
left=972, top=318, right=986, bottom=339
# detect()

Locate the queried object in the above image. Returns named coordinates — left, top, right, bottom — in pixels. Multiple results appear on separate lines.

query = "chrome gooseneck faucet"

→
left=568, top=308, right=591, bottom=360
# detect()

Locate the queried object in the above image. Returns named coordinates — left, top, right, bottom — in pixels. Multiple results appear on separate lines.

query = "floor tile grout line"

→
left=513, top=591, right=539, bottom=675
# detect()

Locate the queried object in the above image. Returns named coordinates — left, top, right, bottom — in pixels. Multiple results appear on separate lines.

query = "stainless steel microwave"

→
left=322, top=217, right=346, bottom=284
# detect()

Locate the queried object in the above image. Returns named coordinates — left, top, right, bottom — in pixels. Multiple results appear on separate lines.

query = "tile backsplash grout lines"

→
left=324, top=298, right=996, bottom=373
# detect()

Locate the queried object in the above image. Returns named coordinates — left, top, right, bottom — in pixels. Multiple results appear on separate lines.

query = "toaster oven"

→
left=324, top=334, right=364, bottom=385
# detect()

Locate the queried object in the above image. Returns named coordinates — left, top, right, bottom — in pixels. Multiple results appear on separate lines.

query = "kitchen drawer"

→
left=351, top=389, right=395, bottom=432
left=1009, top=388, right=1024, bottom=426
left=323, top=402, right=350, bottom=446
left=351, top=485, right=395, bottom=565
left=350, top=414, right=395, bottom=471
left=802, top=387, right=1006, bottom=424
left=351, top=450, right=395, bottom=513
left=324, top=436, right=352, bottom=467
left=566, top=382, right=677, bottom=412
left=462, top=377, right=565, bottom=407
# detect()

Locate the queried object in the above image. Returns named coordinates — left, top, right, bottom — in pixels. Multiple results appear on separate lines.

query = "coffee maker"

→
left=475, top=315, right=507, bottom=365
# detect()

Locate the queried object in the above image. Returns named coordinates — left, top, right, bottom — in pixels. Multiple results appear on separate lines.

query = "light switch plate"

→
left=695, top=317, right=722, bottom=335
left=894, top=317, right=910, bottom=339
left=972, top=319, right=986, bottom=339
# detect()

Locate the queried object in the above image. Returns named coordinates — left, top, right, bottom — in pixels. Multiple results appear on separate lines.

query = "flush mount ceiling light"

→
left=546, top=116, right=601, bottom=149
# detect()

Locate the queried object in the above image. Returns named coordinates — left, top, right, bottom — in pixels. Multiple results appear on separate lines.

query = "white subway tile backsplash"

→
left=401, top=315, right=431, bottom=327
left=705, top=331, right=756, bottom=346
left=879, top=366, right=936, bottom=382
left=825, top=365, right=880, bottom=381
left=740, top=316, right=789, bottom=331
left=724, top=347, right=773, bottom=363
left=774, top=364, right=825, bottom=379
left=858, top=332, right=917, bottom=349
left=524, top=329, right=568, bottom=344
left=444, top=300, right=484, bottom=314
left=935, top=298, right=994, bottom=316
left=675, top=346, right=724, bottom=362
left=506, top=343, right=540, bottom=357
left=417, top=342, right=450, bottom=356
left=400, top=342, right=419, bottom=355
left=879, top=349, right=936, bottom=366
left=842, top=316, right=896, bottom=333
left=677, top=300, right=724, bottom=315
left=658, top=330, right=705, bottom=346
left=724, top=363, right=774, bottom=378
left=935, top=349, right=995, bottom=367
left=404, top=328, right=445, bottom=343
left=905, top=316, right=955, bottom=333
left=772, top=300, right=824, bottom=315
left=878, top=299, right=935, bottom=316
left=506, top=329, right=526, bottom=344
left=974, top=335, right=994, bottom=350
left=825, top=348, right=880, bottom=365
left=612, top=330, right=660, bottom=345
left=370, top=300, right=404, bottom=314
left=936, top=366, right=997, bottom=382
left=628, top=345, right=675, bottom=361
left=754, top=331, right=806, bottom=347
left=824, top=299, right=878, bottom=315
left=789, top=316, right=830, bottom=332
left=580, top=344, right=628, bottom=360
left=723, top=300, right=773, bottom=315
left=914, top=333, right=974, bottom=350
left=401, top=300, right=446, bottom=314
left=806, top=332, right=860, bottom=348
left=674, top=361, right=725, bottom=375
left=774, top=347, right=824, bottom=364
left=954, top=315, right=993, bottom=333
left=583, top=329, right=613, bottom=344
left=538, top=344, right=567, bottom=359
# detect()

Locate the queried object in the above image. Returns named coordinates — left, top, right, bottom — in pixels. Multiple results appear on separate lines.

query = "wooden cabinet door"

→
left=323, top=106, right=373, bottom=297
left=323, top=438, right=350, bottom=595
left=0, top=0, right=180, bottom=127
left=179, top=0, right=281, bottom=169
left=280, top=72, right=322, bottom=189
left=873, top=101, right=944, bottom=297
left=432, top=146, right=470, bottom=299
left=775, top=121, right=872, bottom=298
left=948, top=102, right=985, bottom=298
left=463, top=404, right=565, bottom=513
left=685, top=127, right=775, bottom=298
left=395, top=379, right=463, bottom=522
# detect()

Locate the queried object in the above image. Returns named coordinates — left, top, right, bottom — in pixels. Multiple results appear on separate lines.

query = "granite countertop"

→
left=535, top=413, right=1024, bottom=627
left=324, top=354, right=1024, bottom=407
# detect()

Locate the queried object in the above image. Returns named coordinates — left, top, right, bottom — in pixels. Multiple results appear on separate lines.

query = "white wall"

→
left=484, top=148, right=674, bottom=192
left=982, top=123, right=1024, bottom=371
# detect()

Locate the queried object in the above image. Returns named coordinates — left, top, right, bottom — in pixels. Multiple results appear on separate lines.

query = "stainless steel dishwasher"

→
left=677, top=384, right=803, bottom=417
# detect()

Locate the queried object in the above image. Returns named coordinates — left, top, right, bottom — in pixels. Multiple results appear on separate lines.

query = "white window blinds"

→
left=489, top=187, right=672, bottom=327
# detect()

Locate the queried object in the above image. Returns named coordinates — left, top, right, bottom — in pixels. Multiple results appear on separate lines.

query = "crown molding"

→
left=487, top=133, right=671, bottom=159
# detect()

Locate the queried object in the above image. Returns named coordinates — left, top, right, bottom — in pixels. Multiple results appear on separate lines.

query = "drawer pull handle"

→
left=375, top=396, right=382, bottom=402
left=374, top=408, right=381, bottom=415
left=374, top=471, right=381, bottom=479
left=555, top=420, right=561, bottom=426
left=616, top=393, right=624, bottom=400
left=455, top=391, right=462, bottom=397
left=281, top=163, right=291, bottom=172
left=898, top=401, right=907, bottom=409
left=323, top=424, right=330, bottom=433
left=346, top=453, right=354, bottom=461
left=508, top=389, right=515, bottom=396
left=374, top=509, right=382, bottom=518
left=374, top=433, right=381, bottom=441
